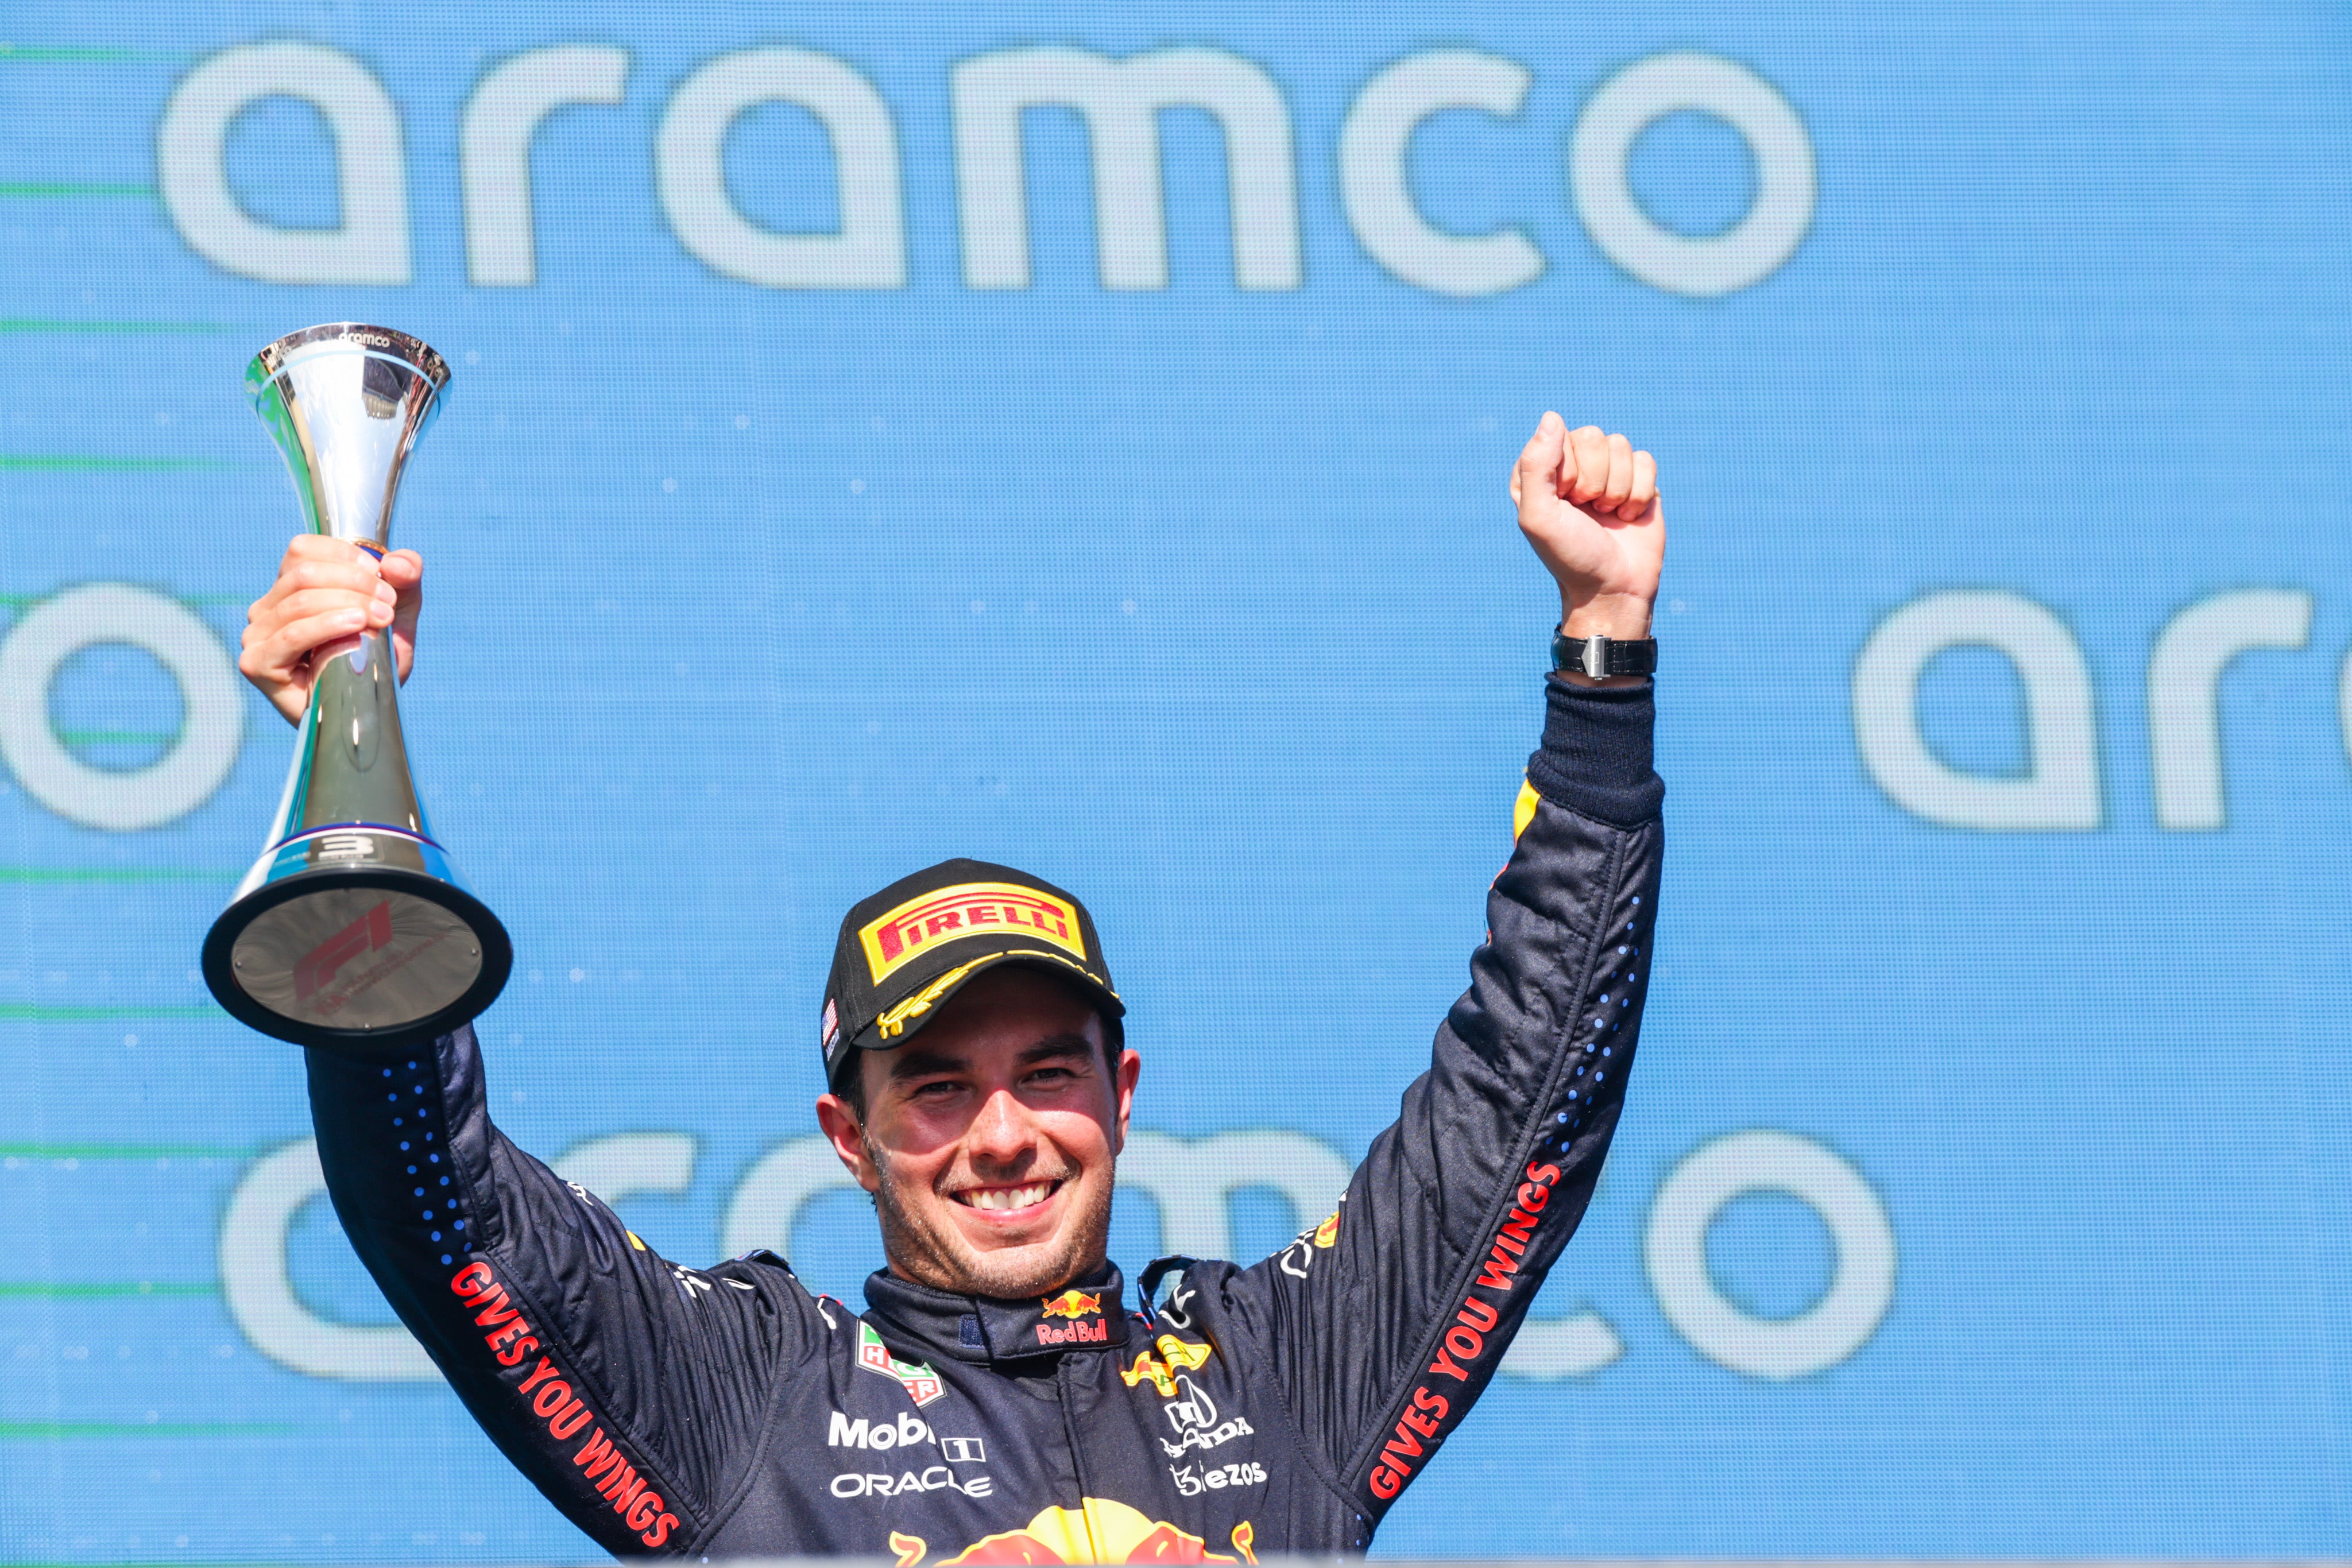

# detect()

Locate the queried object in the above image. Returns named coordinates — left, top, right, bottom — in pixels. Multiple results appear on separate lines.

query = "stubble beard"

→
left=866, top=1128, right=1115, bottom=1299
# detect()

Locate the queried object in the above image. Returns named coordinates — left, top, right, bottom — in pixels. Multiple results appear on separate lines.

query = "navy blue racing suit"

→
left=305, top=677, right=1663, bottom=1561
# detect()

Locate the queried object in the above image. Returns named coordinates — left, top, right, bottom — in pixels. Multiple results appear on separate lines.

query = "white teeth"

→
left=962, top=1182, right=1051, bottom=1211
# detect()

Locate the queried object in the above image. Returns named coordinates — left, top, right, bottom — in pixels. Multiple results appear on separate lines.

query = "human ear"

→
left=1111, top=1048, right=1141, bottom=1155
left=815, top=1093, right=881, bottom=1194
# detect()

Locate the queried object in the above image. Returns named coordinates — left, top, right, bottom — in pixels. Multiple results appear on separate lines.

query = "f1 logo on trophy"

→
left=200, top=324, right=511, bottom=1049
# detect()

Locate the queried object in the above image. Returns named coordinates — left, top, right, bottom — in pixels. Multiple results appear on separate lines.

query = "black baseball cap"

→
left=821, top=858, right=1123, bottom=1090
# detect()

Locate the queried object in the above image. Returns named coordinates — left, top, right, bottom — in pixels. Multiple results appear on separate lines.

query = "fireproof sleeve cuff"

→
left=1525, top=673, right=1664, bottom=827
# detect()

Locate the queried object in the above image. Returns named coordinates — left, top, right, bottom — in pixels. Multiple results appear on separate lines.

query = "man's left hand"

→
left=1511, top=413, right=1664, bottom=657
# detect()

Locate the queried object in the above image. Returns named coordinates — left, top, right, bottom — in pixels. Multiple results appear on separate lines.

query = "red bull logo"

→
left=1038, top=1290, right=1106, bottom=1340
left=1035, top=1317, right=1108, bottom=1346
left=890, top=1501, right=1258, bottom=1566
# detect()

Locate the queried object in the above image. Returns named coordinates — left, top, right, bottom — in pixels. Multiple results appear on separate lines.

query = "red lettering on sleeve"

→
left=1516, top=1180, right=1550, bottom=1212
left=552, top=1396, right=668, bottom=1535
left=518, top=1357, right=563, bottom=1395
left=605, top=1472, right=649, bottom=1513
left=1410, top=1385, right=1451, bottom=1420
left=1456, top=1296, right=1499, bottom=1334
left=1427, top=1346, right=1469, bottom=1381
left=450, top=1261, right=494, bottom=1297
left=1493, top=1207, right=1538, bottom=1256
left=1525, top=1160, right=1561, bottom=1187
left=1369, top=1465, right=1403, bottom=1500
left=575, top=1428, right=620, bottom=1477
left=1475, top=1247, right=1521, bottom=1291
left=495, top=1333, right=539, bottom=1366
left=473, top=1288, right=522, bottom=1327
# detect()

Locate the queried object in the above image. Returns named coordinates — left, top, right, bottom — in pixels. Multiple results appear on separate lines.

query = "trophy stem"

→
left=203, top=323, right=509, bottom=1052
left=293, top=627, right=429, bottom=841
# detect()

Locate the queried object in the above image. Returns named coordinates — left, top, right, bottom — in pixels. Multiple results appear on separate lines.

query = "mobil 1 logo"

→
left=828, top=1410, right=985, bottom=1464
left=827, top=1410, right=993, bottom=1501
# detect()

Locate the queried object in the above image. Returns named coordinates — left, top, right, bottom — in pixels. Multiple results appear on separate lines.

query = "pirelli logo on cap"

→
left=859, top=882, right=1085, bottom=983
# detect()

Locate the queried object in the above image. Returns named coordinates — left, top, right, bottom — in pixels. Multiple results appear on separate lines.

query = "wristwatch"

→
left=1551, top=629, right=1658, bottom=679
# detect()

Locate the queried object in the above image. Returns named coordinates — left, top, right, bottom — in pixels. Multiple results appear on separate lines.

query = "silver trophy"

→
left=201, top=324, right=511, bottom=1050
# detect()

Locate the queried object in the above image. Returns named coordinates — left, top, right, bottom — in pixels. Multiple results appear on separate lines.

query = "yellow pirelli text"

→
left=859, top=882, right=1086, bottom=983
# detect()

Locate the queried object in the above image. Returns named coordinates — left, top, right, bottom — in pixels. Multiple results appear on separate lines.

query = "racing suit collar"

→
left=862, top=1262, right=1131, bottom=1364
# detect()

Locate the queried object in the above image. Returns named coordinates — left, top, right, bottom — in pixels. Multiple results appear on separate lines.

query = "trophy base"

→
left=202, top=865, right=512, bottom=1052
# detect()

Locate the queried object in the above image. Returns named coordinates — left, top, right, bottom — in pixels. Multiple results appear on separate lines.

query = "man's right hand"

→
left=238, top=536, right=424, bottom=725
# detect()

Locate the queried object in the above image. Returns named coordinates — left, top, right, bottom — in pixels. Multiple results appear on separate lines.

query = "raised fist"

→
left=1511, top=413, right=1664, bottom=644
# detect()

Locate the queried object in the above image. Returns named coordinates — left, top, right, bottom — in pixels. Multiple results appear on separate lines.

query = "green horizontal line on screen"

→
left=0, top=1420, right=296, bottom=1439
left=0, top=866, right=237, bottom=883
left=52, top=729, right=176, bottom=746
left=0, top=181, right=152, bottom=198
left=0, top=1562, right=321, bottom=1568
left=0, top=593, right=247, bottom=610
left=0, top=319, right=235, bottom=335
left=0, top=1143, right=247, bottom=1159
left=0, top=455, right=227, bottom=471
left=0, top=1281, right=215, bottom=1299
left=0, top=1003, right=222, bottom=1020
left=0, top=1562, right=328, bottom=1568
left=0, top=44, right=176, bottom=63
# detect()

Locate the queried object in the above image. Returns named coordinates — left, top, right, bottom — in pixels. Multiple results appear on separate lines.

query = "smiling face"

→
left=814, top=965, right=1140, bottom=1299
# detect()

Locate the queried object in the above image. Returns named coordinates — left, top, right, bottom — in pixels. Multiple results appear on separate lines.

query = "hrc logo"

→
left=858, top=882, right=1085, bottom=982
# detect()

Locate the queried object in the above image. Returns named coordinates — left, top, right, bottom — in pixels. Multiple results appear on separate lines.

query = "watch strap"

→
left=1551, top=630, right=1658, bottom=679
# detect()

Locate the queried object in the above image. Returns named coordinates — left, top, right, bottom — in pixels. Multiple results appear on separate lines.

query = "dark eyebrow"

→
left=1018, top=1033, right=1097, bottom=1068
left=886, top=1048, right=964, bottom=1082
left=885, top=1032, right=1097, bottom=1082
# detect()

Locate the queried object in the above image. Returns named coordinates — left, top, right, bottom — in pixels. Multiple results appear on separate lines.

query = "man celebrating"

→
left=237, top=415, right=1665, bottom=1561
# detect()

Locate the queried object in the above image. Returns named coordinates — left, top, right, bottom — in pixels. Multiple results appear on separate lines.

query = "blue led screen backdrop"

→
left=2, top=2, right=2348, bottom=1561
